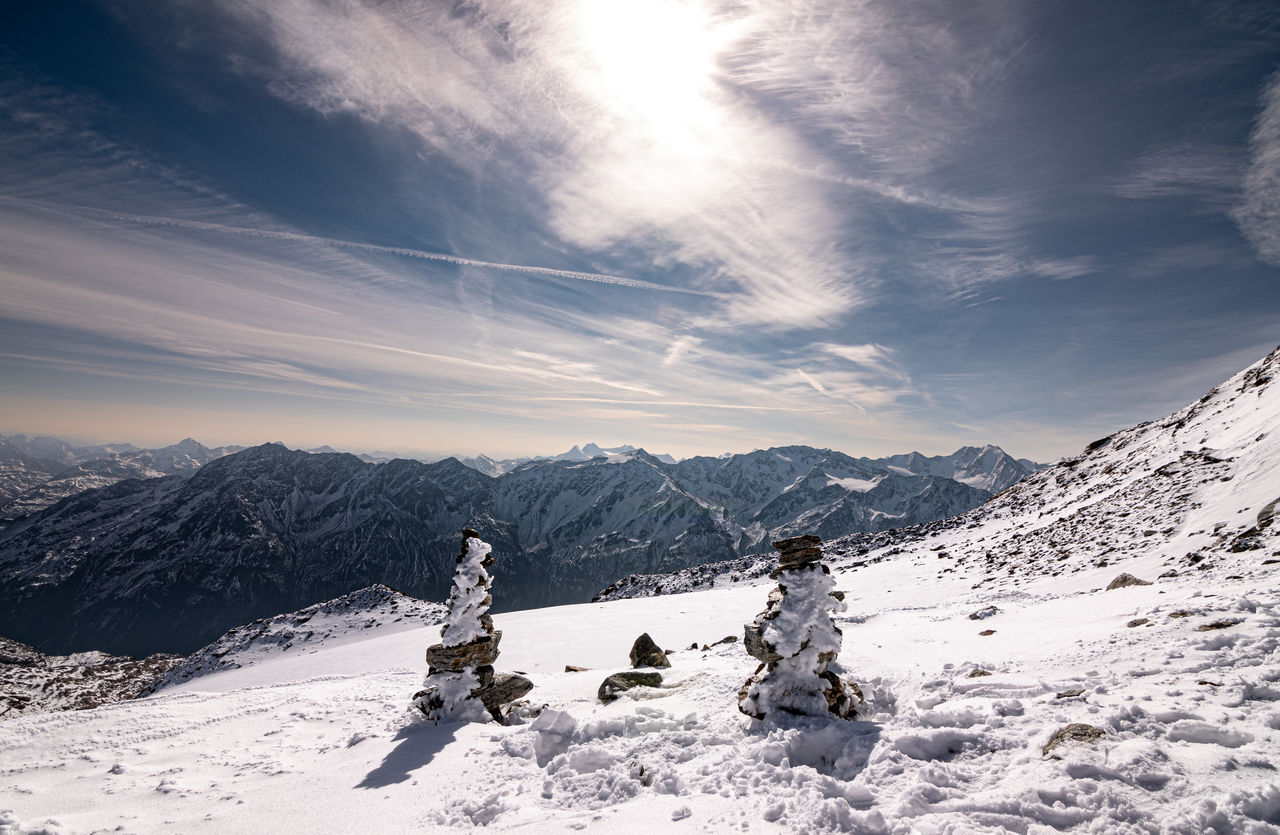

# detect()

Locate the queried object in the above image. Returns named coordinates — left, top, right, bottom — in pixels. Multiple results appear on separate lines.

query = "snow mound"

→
left=149, top=585, right=444, bottom=692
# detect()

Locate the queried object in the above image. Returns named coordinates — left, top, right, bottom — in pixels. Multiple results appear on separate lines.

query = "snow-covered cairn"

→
left=414, top=529, right=531, bottom=723
left=739, top=534, right=859, bottom=720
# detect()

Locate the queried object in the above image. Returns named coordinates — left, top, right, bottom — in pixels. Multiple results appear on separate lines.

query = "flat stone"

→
left=425, top=632, right=501, bottom=671
left=411, top=686, right=443, bottom=717
left=1196, top=619, right=1242, bottom=632
left=1127, top=618, right=1150, bottom=628
left=564, top=665, right=589, bottom=673
left=598, top=671, right=663, bottom=702
left=819, top=670, right=859, bottom=719
left=743, top=622, right=781, bottom=663
left=778, top=547, right=823, bottom=566
left=736, top=672, right=766, bottom=719
left=773, top=534, right=822, bottom=554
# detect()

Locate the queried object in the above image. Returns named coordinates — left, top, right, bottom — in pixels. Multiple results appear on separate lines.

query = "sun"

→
left=578, top=0, right=735, bottom=151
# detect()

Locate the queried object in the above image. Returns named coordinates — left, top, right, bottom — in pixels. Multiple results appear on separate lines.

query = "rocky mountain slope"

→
left=0, top=440, right=63, bottom=510
left=0, top=637, right=179, bottom=720
left=0, top=441, right=1026, bottom=658
left=0, top=447, right=514, bottom=657
left=599, top=345, right=1280, bottom=602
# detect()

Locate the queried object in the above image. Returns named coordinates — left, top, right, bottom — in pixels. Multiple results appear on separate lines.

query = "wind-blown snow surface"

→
left=3, top=349, right=1280, bottom=833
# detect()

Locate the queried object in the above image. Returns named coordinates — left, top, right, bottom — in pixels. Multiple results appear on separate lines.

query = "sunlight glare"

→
left=579, top=0, right=733, bottom=153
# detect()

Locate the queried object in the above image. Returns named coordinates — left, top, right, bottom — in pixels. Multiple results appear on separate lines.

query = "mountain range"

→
left=0, top=440, right=1036, bottom=657
left=598, top=345, right=1280, bottom=605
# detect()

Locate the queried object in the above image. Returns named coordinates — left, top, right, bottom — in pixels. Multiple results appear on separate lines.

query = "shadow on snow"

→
left=356, top=721, right=458, bottom=788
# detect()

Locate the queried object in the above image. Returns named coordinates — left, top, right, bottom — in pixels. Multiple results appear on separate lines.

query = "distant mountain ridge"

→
left=873, top=444, right=1044, bottom=493
left=0, top=435, right=244, bottom=520
left=0, top=441, right=1035, bottom=657
left=456, top=442, right=678, bottom=476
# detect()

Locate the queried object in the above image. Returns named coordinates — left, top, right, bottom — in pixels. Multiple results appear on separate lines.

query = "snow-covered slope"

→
left=0, top=458, right=165, bottom=521
left=149, top=585, right=445, bottom=692
left=0, top=440, right=62, bottom=511
left=2, top=348, right=1277, bottom=833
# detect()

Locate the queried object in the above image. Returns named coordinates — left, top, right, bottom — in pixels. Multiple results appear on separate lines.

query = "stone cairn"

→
left=738, top=534, right=859, bottom=720
left=414, top=529, right=532, bottom=723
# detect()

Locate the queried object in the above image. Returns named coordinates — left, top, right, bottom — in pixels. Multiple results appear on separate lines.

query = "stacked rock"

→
left=414, top=529, right=532, bottom=723
left=738, top=534, right=859, bottom=720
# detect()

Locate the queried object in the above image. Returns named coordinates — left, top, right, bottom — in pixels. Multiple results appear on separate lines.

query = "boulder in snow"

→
left=599, top=671, right=663, bottom=702
left=1106, top=573, right=1152, bottom=590
left=629, top=633, right=671, bottom=669
left=1042, top=723, right=1105, bottom=756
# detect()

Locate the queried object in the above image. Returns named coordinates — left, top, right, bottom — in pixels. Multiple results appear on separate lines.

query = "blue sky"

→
left=1, top=0, right=1277, bottom=461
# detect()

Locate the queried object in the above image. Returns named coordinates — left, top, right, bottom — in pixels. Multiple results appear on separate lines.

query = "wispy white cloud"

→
left=817, top=342, right=907, bottom=381
left=1030, top=257, right=1097, bottom=281
left=1233, top=68, right=1280, bottom=265
left=796, top=368, right=829, bottom=395
left=1112, top=141, right=1241, bottom=203
left=200, top=0, right=1031, bottom=326
left=0, top=197, right=703, bottom=296
left=660, top=335, right=702, bottom=367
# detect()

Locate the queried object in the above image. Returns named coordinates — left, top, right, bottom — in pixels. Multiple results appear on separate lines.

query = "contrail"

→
left=2, top=197, right=707, bottom=296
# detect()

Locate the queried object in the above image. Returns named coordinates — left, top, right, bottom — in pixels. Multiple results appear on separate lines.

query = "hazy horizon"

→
left=0, top=425, right=1052, bottom=467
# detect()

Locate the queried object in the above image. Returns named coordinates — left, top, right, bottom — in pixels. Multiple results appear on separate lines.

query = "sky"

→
left=1, top=0, right=1278, bottom=462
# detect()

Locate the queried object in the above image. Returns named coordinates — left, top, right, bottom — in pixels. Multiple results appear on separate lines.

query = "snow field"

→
left=3, top=548, right=1278, bottom=833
